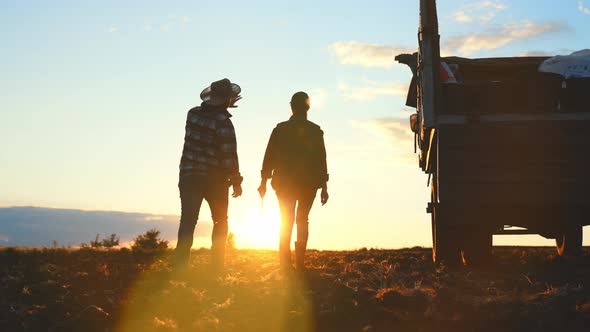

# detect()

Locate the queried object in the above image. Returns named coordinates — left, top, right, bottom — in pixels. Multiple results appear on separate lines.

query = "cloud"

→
left=329, top=41, right=415, bottom=68
left=518, top=48, right=576, bottom=57
left=445, top=21, right=568, bottom=56
left=476, top=0, right=508, bottom=10
left=453, top=11, right=474, bottom=23
left=351, top=117, right=416, bottom=164
left=143, top=215, right=164, bottom=221
left=179, top=15, right=190, bottom=24
left=580, top=1, right=590, bottom=14
left=352, top=117, right=413, bottom=145
left=338, top=79, right=408, bottom=101
left=453, top=1, right=507, bottom=24
left=142, top=15, right=190, bottom=33
left=272, top=18, right=289, bottom=27
left=108, top=25, right=119, bottom=33
left=518, top=50, right=552, bottom=56
left=143, top=18, right=153, bottom=32
left=0, top=206, right=209, bottom=247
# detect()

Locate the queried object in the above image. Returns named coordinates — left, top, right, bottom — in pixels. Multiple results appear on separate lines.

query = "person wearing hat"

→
left=258, top=91, right=329, bottom=274
left=175, top=78, right=243, bottom=273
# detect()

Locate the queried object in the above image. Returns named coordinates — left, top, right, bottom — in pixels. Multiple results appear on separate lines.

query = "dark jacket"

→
left=261, top=115, right=328, bottom=191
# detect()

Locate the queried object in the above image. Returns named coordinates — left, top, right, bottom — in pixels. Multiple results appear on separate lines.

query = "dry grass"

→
left=1, top=246, right=590, bottom=331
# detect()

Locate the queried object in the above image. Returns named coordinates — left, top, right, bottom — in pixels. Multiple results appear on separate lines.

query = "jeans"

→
left=175, top=174, right=229, bottom=268
left=277, top=188, right=317, bottom=265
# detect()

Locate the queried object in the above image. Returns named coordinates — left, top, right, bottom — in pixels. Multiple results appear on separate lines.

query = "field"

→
left=1, top=246, right=590, bottom=332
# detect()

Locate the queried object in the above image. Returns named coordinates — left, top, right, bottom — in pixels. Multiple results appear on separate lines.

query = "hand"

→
left=228, top=95, right=242, bottom=108
left=257, top=181, right=267, bottom=199
left=321, top=188, right=329, bottom=206
left=232, top=184, right=242, bottom=198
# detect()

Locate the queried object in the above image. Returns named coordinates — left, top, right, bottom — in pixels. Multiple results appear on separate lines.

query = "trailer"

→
left=397, top=0, right=590, bottom=265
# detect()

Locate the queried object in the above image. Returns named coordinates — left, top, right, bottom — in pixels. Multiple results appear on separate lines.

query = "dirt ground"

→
left=1, top=246, right=590, bottom=332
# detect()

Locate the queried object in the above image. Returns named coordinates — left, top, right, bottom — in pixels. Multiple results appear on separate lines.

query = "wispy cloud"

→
left=108, top=25, right=119, bottom=33
left=452, top=1, right=507, bottom=24
left=272, top=18, right=289, bottom=27
left=580, top=0, right=590, bottom=14
left=517, top=50, right=552, bottom=56
left=445, top=21, right=568, bottom=56
left=352, top=117, right=413, bottom=145
left=161, top=15, right=190, bottom=32
left=144, top=215, right=164, bottom=221
left=518, top=48, right=575, bottom=56
left=328, top=41, right=414, bottom=68
left=142, top=15, right=190, bottom=33
left=179, top=15, right=190, bottom=24
left=338, top=79, right=408, bottom=101
left=143, top=18, right=153, bottom=32
left=453, top=11, right=474, bottom=23
left=350, top=117, right=416, bottom=164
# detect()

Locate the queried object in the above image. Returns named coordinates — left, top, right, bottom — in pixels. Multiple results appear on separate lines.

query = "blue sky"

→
left=1, top=0, right=590, bottom=249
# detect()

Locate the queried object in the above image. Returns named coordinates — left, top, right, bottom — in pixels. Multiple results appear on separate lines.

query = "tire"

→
left=556, top=224, right=583, bottom=256
left=431, top=205, right=461, bottom=266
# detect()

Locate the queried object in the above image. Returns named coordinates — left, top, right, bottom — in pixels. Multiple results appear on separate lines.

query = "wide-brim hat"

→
left=200, top=78, right=241, bottom=106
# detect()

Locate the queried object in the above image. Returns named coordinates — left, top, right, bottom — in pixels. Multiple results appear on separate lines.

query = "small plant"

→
left=85, top=233, right=120, bottom=249
left=101, top=234, right=120, bottom=248
left=90, top=233, right=102, bottom=248
left=226, top=232, right=237, bottom=253
left=131, top=229, right=169, bottom=254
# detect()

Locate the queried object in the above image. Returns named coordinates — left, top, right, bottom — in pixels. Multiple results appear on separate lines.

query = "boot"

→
left=279, top=247, right=293, bottom=275
left=173, top=247, right=190, bottom=274
left=295, top=241, right=306, bottom=273
left=211, top=241, right=226, bottom=276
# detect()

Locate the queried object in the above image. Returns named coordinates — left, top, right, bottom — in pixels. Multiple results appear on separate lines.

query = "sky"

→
left=1, top=0, right=590, bottom=249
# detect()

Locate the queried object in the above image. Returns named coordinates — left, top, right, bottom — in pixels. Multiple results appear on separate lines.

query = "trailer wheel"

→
left=556, top=224, right=583, bottom=256
left=461, top=230, right=493, bottom=266
left=431, top=206, right=461, bottom=266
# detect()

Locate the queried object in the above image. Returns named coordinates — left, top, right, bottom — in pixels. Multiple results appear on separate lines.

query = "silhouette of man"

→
left=175, top=78, right=243, bottom=272
left=258, top=91, right=329, bottom=274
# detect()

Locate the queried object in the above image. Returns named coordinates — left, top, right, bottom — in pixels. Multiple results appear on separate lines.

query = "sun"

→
left=229, top=200, right=281, bottom=249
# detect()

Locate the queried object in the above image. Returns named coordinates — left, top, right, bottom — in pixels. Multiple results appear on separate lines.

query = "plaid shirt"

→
left=179, top=102, right=241, bottom=185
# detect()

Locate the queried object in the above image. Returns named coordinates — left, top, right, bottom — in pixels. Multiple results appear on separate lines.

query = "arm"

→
left=217, top=119, right=242, bottom=197
left=319, top=130, right=329, bottom=205
left=258, top=128, right=278, bottom=198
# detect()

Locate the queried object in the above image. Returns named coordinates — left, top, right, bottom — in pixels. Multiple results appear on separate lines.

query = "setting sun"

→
left=229, top=199, right=281, bottom=249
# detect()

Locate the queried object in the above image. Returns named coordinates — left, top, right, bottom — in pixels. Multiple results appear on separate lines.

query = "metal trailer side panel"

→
left=436, top=120, right=590, bottom=235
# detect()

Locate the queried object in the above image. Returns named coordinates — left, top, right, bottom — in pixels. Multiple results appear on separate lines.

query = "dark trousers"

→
left=277, top=188, right=317, bottom=266
left=176, top=174, right=229, bottom=268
